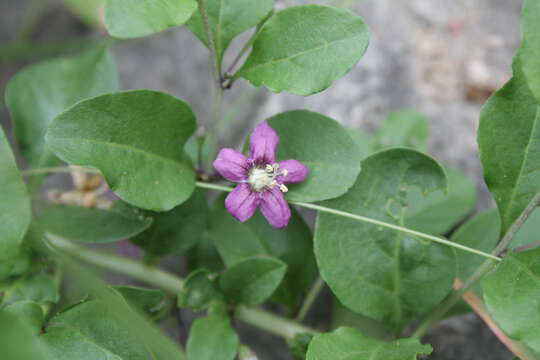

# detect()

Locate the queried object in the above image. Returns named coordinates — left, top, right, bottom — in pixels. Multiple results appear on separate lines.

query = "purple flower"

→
left=213, top=122, right=308, bottom=229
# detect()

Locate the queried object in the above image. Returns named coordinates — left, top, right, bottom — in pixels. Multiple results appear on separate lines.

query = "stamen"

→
left=279, top=184, right=288, bottom=193
left=281, top=169, right=288, bottom=177
left=265, top=164, right=274, bottom=173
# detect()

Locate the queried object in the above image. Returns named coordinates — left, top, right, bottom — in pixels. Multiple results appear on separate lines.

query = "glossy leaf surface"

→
left=478, top=58, right=540, bottom=235
left=315, top=148, right=454, bottom=330
left=46, top=90, right=196, bottom=211
left=105, top=0, right=197, bottom=38
left=306, top=327, right=432, bottom=360
left=237, top=5, right=370, bottom=95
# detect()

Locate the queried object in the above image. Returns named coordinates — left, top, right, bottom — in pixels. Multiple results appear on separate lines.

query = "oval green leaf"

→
left=5, top=46, right=118, bottom=168
left=237, top=5, right=370, bottom=95
left=187, top=0, right=274, bottom=64
left=178, top=269, right=221, bottom=311
left=210, top=203, right=316, bottom=309
left=315, top=148, right=455, bottom=331
left=46, top=90, right=197, bottom=211
left=113, top=286, right=167, bottom=320
left=39, top=203, right=153, bottom=243
left=306, top=327, right=432, bottom=360
left=187, top=315, right=239, bottom=360
left=105, top=0, right=198, bottom=38
left=219, top=257, right=286, bottom=307
left=266, top=110, right=361, bottom=202
left=0, top=128, right=30, bottom=261
left=478, top=57, right=540, bottom=235
left=482, top=248, right=540, bottom=353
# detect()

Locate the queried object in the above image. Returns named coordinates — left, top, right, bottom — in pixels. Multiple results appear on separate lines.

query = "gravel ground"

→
left=0, top=0, right=522, bottom=359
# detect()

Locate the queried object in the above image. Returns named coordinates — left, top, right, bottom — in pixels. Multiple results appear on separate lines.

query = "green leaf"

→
left=0, top=271, right=58, bottom=306
left=478, top=57, right=540, bottom=235
left=133, top=189, right=208, bottom=255
left=39, top=204, right=152, bottom=243
left=5, top=45, right=118, bottom=167
left=451, top=209, right=500, bottom=282
left=306, top=327, right=432, bottom=360
left=512, top=208, right=540, bottom=249
left=187, top=0, right=274, bottom=64
left=266, top=110, right=361, bottom=202
left=482, top=248, right=540, bottom=353
left=178, top=269, right=221, bottom=311
left=0, top=246, right=31, bottom=282
left=42, top=300, right=161, bottom=359
left=0, top=310, right=54, bottom=360
left=520, top=0, right=540, bottom=102
left=405, top=167, right=477, bottom=235
left=2, top=300, right=44, bottom=334
left=237, top=5, right=370, bottom=95
left=0, top=128, right=30, bottom=261
left=105, top=0, right=197, bottom=38
left=187, top=315, right=239, bottom=360
left=210, top=203, right=316, bottom=309
left=288, top=333, right=314, bottom=360
left=331, top=299, right=392, bottom=340
left=314, top=148, right=455, bottom=331
left=219, top=257, right=286, bottom=307
left=375, top=109, right=429, bottom=152
left=113, top=286, right=167, bottom=320
left=46, top=90, right=197, bottom=211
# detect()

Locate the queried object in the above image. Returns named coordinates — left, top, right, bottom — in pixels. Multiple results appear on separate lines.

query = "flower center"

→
left=248, top=163, right=288, bottom=193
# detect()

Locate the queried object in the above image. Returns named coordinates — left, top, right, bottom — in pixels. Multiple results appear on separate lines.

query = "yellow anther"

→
left=279, top=184, right=288, bottom=193
left=281, top=169, right=288, bottom=177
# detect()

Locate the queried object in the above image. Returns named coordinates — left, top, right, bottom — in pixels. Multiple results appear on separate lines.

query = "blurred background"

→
left=0, top=0, right=522, bottom=359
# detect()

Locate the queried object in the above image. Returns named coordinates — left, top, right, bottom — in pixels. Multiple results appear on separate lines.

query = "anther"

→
left=281, top=169, right=288, bottom=177
left=279, top=184, right=288, bottom=193
left=265, top=164, right=274, bottom=173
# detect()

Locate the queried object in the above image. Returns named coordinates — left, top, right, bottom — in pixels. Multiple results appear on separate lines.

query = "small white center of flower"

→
left=248, top=163, right=288, bottom=192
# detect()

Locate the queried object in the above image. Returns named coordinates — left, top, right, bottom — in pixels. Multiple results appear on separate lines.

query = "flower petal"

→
left=259, top=187, right=291, bottom=229
left=250, top=122, right=279, bottom=164
left=278, top=159, right=308, bottom=184
left=214, top=148, right=250, bottom=182
left=225, top=183, right=259, bottom=222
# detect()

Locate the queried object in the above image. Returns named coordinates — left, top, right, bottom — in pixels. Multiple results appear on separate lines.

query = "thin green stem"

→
left=196, top=0, right=221, bottom=88
left=294, top=201, right=501, bottom=262
left=295, top=276, right=325, bottom=322
left=412, top=192, right=540, bottom=338
left=46, top=234, right=317, bottom=340
left=21, top=170, right=500, bottom=262
left=196, top=182, right=500, bottom=261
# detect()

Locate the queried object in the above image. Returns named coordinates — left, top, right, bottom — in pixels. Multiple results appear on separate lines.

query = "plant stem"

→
left=455, top=279, right=539, bottom=360
left=295, top=276, right=325, bottom=322
left=412, top=192, right=540, bottom=338
left=293, top=201, right=501, bottom=262
left=46, top=235, right=317, bottom=340
left=20, top=170, right=502, bottom=262
left=197, top=0, right=221, bottom=89
left=196, top=182, right=500, bottom=261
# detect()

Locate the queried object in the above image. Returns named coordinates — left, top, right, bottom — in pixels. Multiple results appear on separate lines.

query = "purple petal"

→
left=250, top=122, right=279, bottom=164
left=225, top=183, right=259, bottom=222
left=214, top=148, right=250, bottom=182
left=278, top=159, right=308, bottom=184
left=259, top=187, right=291, bottom=229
